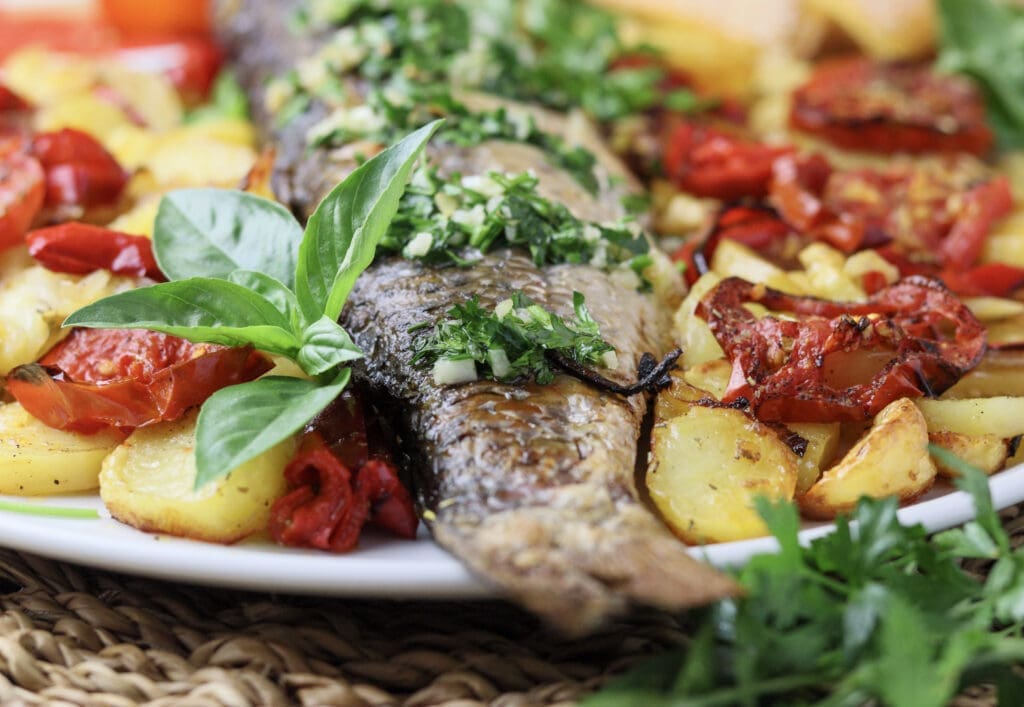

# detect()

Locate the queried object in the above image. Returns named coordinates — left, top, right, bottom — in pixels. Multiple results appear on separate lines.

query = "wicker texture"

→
left=0, top=508, right=1019, bottom=705
left=0, top=548, right=689, bottom=706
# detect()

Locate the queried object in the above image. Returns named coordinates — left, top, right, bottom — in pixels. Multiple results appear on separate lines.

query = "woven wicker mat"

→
left=0, top=508, right=1019, bottom=707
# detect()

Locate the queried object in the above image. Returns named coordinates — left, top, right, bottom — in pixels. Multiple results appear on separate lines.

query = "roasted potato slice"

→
left=787, top=422, right=841, bottom=495
left=915, top=397, right=1024, bottom=438
left=100, top=412, right=295, bottom=544
left=929, top=431, right=1009, bottom=477
left=682, top=357, right=732, bottom=400
left=0, top=403, right=123, bottom=495
left=648, top=383, right=799, bottom=544
left=674, top=272, right=725, bottom=369
left=799, top=398, right=935, bottom=519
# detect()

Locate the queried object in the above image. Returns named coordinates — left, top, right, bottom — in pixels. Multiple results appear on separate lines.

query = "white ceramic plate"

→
left=0, top=463, right=1022, bottom=597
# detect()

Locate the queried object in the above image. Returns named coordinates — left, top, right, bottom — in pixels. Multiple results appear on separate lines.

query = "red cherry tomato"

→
left=112, top=38, right=222, bottom=102
left=790, top=57, right=993, bottom=155
left=26, top=222, right=163, bottom=280
left=32, top=129, right=128, bottom=209
left=0, top=147, right=45, bottom=250
left=7, top=329, right=271, bottom=434
left=663, top=122, right=793, bottom=200
left=696, top=276, right=985, bottom=423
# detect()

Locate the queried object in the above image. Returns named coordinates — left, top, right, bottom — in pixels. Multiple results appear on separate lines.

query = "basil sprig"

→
left=65, top=120, right=442, bottom=489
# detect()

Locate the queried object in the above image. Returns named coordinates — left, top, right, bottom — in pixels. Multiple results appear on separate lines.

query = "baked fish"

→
left=218, top=0, right=736, bottom=631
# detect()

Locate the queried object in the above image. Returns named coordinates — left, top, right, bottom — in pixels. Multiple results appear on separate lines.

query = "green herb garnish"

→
left=184, top=71, right=250, bottom=124
left=411, top=291, right=615, bottom=385
left=382, top=167, right=650, bottom=282
left=585, top=451, right=1024, bottom=707
left=64, top=121, right=442, bottom=489
left=937, top=0, right=1024, bottom=150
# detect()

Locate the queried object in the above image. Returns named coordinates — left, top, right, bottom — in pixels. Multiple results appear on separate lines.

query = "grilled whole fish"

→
left=218, top=0, right=737, bottom=631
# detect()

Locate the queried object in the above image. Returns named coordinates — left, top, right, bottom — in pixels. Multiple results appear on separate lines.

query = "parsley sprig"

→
left=411, top=291, right=615, bottom=385
left=63, top=121, right=441, bottom=489
left=382, top=167, right=651, bottom=281
left=586, top=450, right=1024, bottom=707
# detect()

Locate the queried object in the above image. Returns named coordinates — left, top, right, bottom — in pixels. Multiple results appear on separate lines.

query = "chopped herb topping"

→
left=411, top=291, right=616, bottom=385
left=275, top=0, right=696, bottom=191
left=292, top=0, right=675, bottom=122
left=382, top=167, right=652, bottom=283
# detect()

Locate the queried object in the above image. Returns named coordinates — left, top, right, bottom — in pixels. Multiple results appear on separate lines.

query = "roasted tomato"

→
left=26, top=222, right=163, bottom=280
left=790, top=57, right=993, bottom=155
left=0, top=84, right=31, bottom=113
left=0, top=147, right=45, bottom=250
left=672, top=204, right=793, bottom=285
left=664, top=122, right=793, bottom=200
left=770, top=154, right=1013, bottom=265
left=100, top=0, right=211, bottom=36
left=7, top=329, right=271, bottom=434
left=112, top=38, right=223, bottom=102
left=696, top=276, right=986, bottom=423
left=31, top=129, right=128, bottom=210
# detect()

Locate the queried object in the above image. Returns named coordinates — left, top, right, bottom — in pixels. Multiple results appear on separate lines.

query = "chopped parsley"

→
left=274, top=0, right=698, bottom=191
left=411, top=291, right=616, bottom=385
left=382, top=167, right=652, bottom=284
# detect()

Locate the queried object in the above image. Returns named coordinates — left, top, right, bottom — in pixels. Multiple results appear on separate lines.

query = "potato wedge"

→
left=929, top=431, right=1009, bottom=477
left=787, top=422, right=841, bottom=495
left=943, top=352, right=1024, bottom=399
left=682, top=358, right=732, bottom=400
left=100, top=412, right=296, bottom=544
left=648, top=393, right=799, bottom=544
left=915, top=397, right=1024, bottom=439
left=674, top=272, right=725, bottom=369
left=0, top=403, right=123, bottom=495
left=799, top=398, right=935, bottom=519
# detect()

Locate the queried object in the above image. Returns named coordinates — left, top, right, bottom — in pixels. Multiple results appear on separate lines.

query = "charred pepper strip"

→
left=696, top=275, right=986, bottom=423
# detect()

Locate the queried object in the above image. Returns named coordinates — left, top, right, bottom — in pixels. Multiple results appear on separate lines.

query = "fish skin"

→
left=217, top=0, right=738, bottom=632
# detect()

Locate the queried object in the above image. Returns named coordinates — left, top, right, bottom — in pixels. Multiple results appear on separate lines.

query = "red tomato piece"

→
left=7, top=329, right=271, bottom=434
left=664, top=122, right=793, bottom=200
left=672, top=204, right=792, bottom=285
left=790, top=56, right=993, bottom=155
left=100, top=0, right=211, bottom=36
left=112, top=38, right=223, bottom=102
left=32, top=129, right=128, bottom=209
left=0, top=84, right=31, bottom=113
left=26, top=222, right=163, bottom=280
left=696, top=276, right=985, bottom=423
left=938, top=263, right=1024, bottom=298
left=0, top=149, right=45, bottom=250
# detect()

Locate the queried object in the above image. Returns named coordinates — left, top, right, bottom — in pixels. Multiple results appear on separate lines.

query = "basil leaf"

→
left=194, top=371, right=350, bottom=488
left=226, top=270, right=304, bottom=330
left=297, top=315, right=363, bottom=376
left=64, top=278, right=301, bottom=355
left=155, top=189, right=303, bottom=288
left=295, top=120, right=442, bottom=321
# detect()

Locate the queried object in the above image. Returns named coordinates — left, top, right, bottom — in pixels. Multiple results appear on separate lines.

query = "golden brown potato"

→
left=943, top=352, right=1024, bottom=399
left=0, top=403, right=123, bottom=495
left=915, top=397, right=1024, bottom=439
left=799, top=398, right=936, bottom=519
left=682, top=358, right=732, bottom=400
left=674, top=272, right=725, bottom=369
left=100, top=412, right=295, bottom=544
left=648, top=389, right=799, bottom=544
left=929, top=431, right=1010, bottom=478
left=787, top=422, right=842, bottom=495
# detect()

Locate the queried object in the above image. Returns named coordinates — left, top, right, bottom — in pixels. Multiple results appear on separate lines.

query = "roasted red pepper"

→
left=26, top=222, right=163, bottom=279
left=696, top=276, right=986, bottom=423
left=0, top=84, right=31, bottom=113
left=32, top=128, right=128, bottom=209
left=663, top=122, right=793, bottom=200
left=269, top=432, right=417, bottom=553
left=790, top=57, right=993, bottom=155
left=7, top=328, right=271, bottom=434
